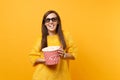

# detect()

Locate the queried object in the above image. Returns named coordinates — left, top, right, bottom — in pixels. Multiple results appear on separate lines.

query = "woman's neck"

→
left=48, top=31, right=56, bottom=36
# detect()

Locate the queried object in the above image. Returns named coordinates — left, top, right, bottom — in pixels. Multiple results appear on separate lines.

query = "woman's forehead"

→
left=46, top=13, right=57, bottom=18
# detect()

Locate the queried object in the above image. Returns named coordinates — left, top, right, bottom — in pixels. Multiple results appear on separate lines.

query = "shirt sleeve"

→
left=65, top=32, right=78, bottom=59
left=29, top=38, right=44, bottom=65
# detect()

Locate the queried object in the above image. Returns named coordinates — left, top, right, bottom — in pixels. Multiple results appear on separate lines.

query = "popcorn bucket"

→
left=42, top=46, right=60, bottom=65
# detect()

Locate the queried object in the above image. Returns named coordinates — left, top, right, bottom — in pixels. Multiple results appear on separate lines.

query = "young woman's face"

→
left=45, top=13, right=58, bottom=33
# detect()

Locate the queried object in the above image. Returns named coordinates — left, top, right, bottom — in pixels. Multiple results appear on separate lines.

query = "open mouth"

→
left=49, top=24, right=54, bottom=28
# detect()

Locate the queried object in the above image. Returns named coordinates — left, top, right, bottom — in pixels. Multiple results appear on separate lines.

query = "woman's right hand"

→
left=36, top=58, right=45, bottom=63
left=34, top=58, right=45, bottom=66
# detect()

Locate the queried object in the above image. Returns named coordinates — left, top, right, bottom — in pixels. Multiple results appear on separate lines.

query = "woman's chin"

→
left=49, top=29, right=56, bottom=32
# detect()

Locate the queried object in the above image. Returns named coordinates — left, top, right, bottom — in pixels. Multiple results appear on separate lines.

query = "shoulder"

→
left=34, top=35, right=42, bottom=45
left=63, top=30, right=73, bottom=39
left=63, top=30, right=71, bottom=38
left=62, top=30, right=74, bottom=44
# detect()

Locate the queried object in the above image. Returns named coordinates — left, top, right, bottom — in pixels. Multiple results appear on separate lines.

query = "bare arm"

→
left=57, top=48, right=75, bottom=60
left=33, top=58, right=45, bottom=66
left=63, top=53, right=75, bottom=60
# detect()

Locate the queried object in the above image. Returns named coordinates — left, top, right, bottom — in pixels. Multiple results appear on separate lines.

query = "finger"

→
left=57, top=50, right=64, bottom=54
left=58, top=53, right=64, bottom=57
left=58, top=48, right=63, bottom=51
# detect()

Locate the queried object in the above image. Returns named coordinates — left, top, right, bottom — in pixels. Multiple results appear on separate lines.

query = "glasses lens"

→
left=45, top=18, right=50, bottom=23
left=51, top=18, right=57, bottom=22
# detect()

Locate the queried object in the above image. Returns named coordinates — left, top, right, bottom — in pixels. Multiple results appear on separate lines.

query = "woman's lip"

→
left=49, top=25, right=54, bottom=27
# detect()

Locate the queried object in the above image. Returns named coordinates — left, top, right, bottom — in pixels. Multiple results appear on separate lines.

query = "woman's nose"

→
left=49, top=20, right=53, bottom=23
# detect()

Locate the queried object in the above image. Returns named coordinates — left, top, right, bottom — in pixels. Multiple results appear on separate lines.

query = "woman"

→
left=29, top=10, right=77, bottom=80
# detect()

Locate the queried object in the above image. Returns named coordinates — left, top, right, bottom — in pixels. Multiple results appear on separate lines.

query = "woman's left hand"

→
left=57, top=47, right=65, bottom=57
left=57, top=47, right=75, bottom=60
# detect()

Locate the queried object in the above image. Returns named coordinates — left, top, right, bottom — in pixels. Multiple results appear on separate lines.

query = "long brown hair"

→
left=40, top=10, right=66, bottom=51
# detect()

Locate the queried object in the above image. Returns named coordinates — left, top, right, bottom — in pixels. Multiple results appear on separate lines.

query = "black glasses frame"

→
left=45, top=17, right=58, bottom=23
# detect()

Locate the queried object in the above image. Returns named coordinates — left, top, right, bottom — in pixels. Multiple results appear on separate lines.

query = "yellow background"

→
left=0, top=0, right=120, bottom=80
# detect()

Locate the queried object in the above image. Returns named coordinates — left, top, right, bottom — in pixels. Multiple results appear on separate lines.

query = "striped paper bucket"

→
left=42, top=46, right=60, bottom=65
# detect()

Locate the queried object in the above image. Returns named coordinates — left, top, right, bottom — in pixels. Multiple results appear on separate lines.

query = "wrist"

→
left=63, top=53, right=67, bottom=58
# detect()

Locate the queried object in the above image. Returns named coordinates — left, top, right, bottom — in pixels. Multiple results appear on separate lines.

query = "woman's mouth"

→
left=49, top=24, right=54, bottom=28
